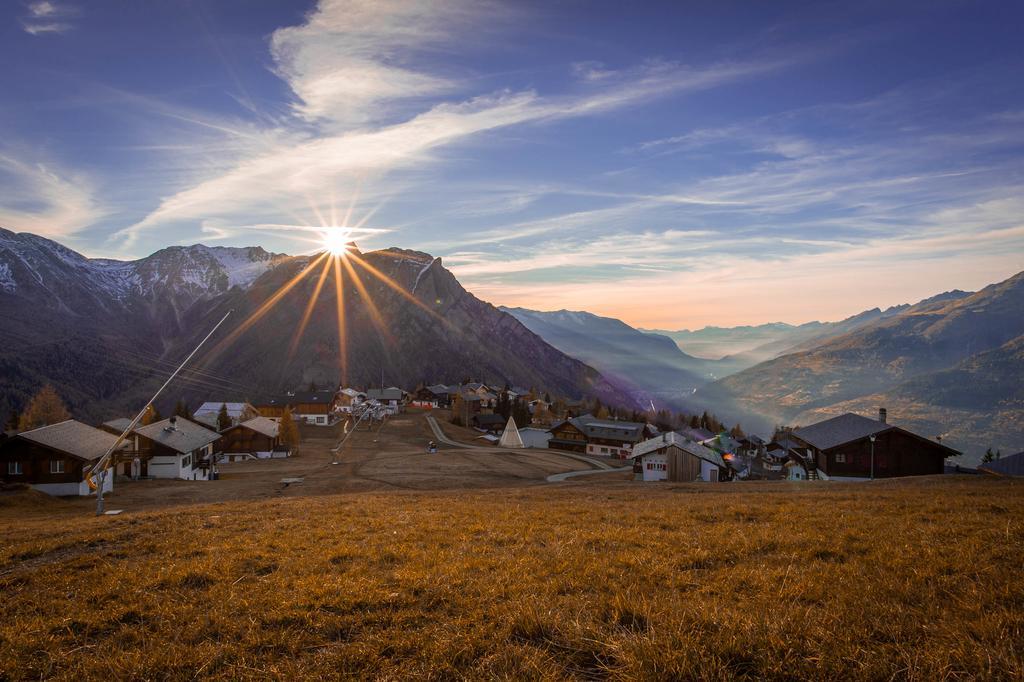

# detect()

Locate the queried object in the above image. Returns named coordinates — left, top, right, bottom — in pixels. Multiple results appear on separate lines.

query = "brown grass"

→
left=1, top=477, right=1022, bottom=680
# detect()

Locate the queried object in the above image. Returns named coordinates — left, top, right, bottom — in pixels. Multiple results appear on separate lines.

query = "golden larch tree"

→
left=18, top=385, right=71, bottom=430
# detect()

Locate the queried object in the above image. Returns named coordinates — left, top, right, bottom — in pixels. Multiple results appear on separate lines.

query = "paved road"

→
left=424, top=415, right=630, bottom=482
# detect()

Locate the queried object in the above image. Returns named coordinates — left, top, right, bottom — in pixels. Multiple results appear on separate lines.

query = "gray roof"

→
left=979, top=451, right=1024, bottom=477
left=367, top=387, right=405, bottom=401
left=194, top=402, right=254, bottom=418
left=102, top=418, right=134, bottom=434
left=134, top=417, right=220, bottom=454
left=678, top=427, right=714, bottom=442
left=572, top=414, right=649, bottom=443
left=426, top=384, right=451, bottom=395
left=17, top=420, right=123, bottom=461
left=792, top=413, right=894, bottom=451
left=631, top=432, right=724, bottom=467
left=234, top=416, right=279, bottom=438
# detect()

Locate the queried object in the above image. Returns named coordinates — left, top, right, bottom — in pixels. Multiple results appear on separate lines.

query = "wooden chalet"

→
left=134, top=417, right=220, bottom=481
left=629, top=432, right=724, bottom=482
left=218, top=416, right=285, bottom=462
left=257, top=390, right=338, bottom=425
left=0, top=420, right=123, bottom=496
left=548, top=414, right=653, bottom=458
left=789, top=410, right=959, bottom=479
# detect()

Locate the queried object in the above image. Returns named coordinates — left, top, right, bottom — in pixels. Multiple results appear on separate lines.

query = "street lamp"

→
left=869, top=434, right=876, bottom=481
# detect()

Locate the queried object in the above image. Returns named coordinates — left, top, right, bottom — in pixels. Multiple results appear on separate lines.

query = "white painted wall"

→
left=639, top=452, right=668, bottom=481
left=700, top=459, right=719, bottom=482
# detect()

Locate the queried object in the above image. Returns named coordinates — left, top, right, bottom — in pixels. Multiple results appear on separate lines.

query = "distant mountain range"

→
left=0, top=228, right=629, bottom=424
left=505, top=276, right=1023, bottom=462
left=702, top=272, right=1024, bottom=461
left=500, top=307, right=720, bottom=408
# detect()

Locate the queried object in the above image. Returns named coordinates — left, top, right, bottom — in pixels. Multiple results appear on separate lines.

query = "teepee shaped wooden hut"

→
left=498, top=416, right=524, bottom=449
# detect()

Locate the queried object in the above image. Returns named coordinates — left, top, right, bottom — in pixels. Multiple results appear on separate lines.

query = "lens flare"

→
left=321, top=227, right=352, bottom=256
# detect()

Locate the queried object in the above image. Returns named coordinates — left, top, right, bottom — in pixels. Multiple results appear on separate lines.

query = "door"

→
left=709, top=468, right=719, bottom=482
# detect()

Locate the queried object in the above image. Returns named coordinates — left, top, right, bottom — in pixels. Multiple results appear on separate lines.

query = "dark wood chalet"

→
left=0, top=420, right=124, bottom=496
left=218, top=416, right=282, bottom=461
left=547, top=418, right=588, bottom=453
left=790, top=410, right=959, bottom=479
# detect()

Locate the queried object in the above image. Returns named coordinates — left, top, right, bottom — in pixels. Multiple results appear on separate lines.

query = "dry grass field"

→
left=1, top=474, right=1022, bottom=680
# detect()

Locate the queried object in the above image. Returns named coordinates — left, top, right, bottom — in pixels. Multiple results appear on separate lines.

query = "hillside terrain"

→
left=0, top=229, right=628, bottom=424
left=704, top=272, right=1024, bottom=459
left=500, top=307, right=722, bottom=410
left=1, top=476, right=1021, bottom=679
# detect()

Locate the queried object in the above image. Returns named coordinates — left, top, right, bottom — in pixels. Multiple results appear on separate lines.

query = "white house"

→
left=519, top=427, right=552, bottom=449
left=336, top=388, right=367, bottom=413
left=134, top=417, right=220, bottom=481
left=630, top=432, right=724, bottom=483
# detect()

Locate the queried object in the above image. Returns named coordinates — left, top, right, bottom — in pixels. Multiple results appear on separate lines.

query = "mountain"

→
left=701, top=272, right=1024, bottom=460
left=644, top=296, right=972, bottom=368
left=500, top=307, right=727, bottom=410
left=795, top=334, right=1024, bottom=459
left=641, top=322, right=827, bottom=362
left=0, top=229, right=629, bottom=424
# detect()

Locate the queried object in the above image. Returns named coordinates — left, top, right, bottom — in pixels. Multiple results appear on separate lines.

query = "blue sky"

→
left=2, top=0, right=1023, bottom=327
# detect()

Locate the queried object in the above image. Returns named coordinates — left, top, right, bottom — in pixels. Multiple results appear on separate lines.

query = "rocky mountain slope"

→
left=500, top=307, right=725, bottom=410
left=701, top=272, right=1024, bottom=460
left=0, top=229, right=629, bottom=424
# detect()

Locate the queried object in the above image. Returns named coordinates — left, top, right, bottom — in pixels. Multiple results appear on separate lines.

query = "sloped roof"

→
left=134, top=418, right=220, bottom=454
left=979, top=451, right=1024, bottom=477
left=235, top=416, right=279, bottom=438
left=339, top=388, right=366, bottom=398
left=631, top=432, right=724, bottom=467
left=572, top=414, right=648, bottom=443
left=473, top=413, right=506, bottom=426
left=792, top=413, right=894, bottom=451
left=678, top=427, right=714, bottom=442
left=194, top=402, right=254, bottom=418
left=102, top=418, right=134, bottom=434
left=17, top=420, right=125, bottom=461
left=367, top=387, right=404, bottom=401
left=426, top=384, right=451, bottom=395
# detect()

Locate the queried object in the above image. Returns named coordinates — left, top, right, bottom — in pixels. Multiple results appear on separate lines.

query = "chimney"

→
left=878, top=408, right=887, bottom=424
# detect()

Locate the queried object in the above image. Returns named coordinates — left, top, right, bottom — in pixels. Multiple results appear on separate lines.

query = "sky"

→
left=1, top=0, right=1023, bottom=329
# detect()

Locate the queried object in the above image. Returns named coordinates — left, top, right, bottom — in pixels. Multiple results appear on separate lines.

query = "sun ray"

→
left=286, top=253, right=333, bottom=364
left=202, top=251, right=329, bottom=364
left=340, top=253, right=394, bottom=345
left=332, top=255, right=348, bottom=386
left=347, top=252, right=446, bottom=323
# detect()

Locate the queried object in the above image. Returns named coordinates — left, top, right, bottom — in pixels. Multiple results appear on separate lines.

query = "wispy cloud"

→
left=116, top=0, right=798, bottom=248
left=0, top=152, right=105, bottom=238
left=21, top=1, right=77, bottom=36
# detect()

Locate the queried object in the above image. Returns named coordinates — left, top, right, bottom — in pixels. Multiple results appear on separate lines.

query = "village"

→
left=2, top=377, right=1006, bottom=505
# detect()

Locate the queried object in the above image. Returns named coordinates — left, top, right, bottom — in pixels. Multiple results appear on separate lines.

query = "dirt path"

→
left=424, top=414, right=625, bottom=481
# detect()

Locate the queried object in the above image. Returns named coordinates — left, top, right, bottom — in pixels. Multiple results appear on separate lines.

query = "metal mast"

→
left=92, top=310, right=232, bottom=515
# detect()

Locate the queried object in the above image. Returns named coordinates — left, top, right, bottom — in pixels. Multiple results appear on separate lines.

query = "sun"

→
left=321, top=227, right=352, bottom=256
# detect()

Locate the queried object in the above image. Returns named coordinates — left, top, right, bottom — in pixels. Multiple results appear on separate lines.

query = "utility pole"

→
left=91, top=311, right=232, bottom=515
left=869, top=434, right=876, bottom=481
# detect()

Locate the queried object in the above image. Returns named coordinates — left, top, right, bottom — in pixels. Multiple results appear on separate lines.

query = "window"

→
left=50, top=460, right=65, bottom=474
left=8, top=461, right=22, bottom=475
left=182, top=454, right=191, bottom=468
left=835, top=453, right=846, bottom=463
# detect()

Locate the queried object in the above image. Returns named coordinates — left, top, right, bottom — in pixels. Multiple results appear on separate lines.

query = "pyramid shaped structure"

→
left=498, top=416, right=524, bottom=449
